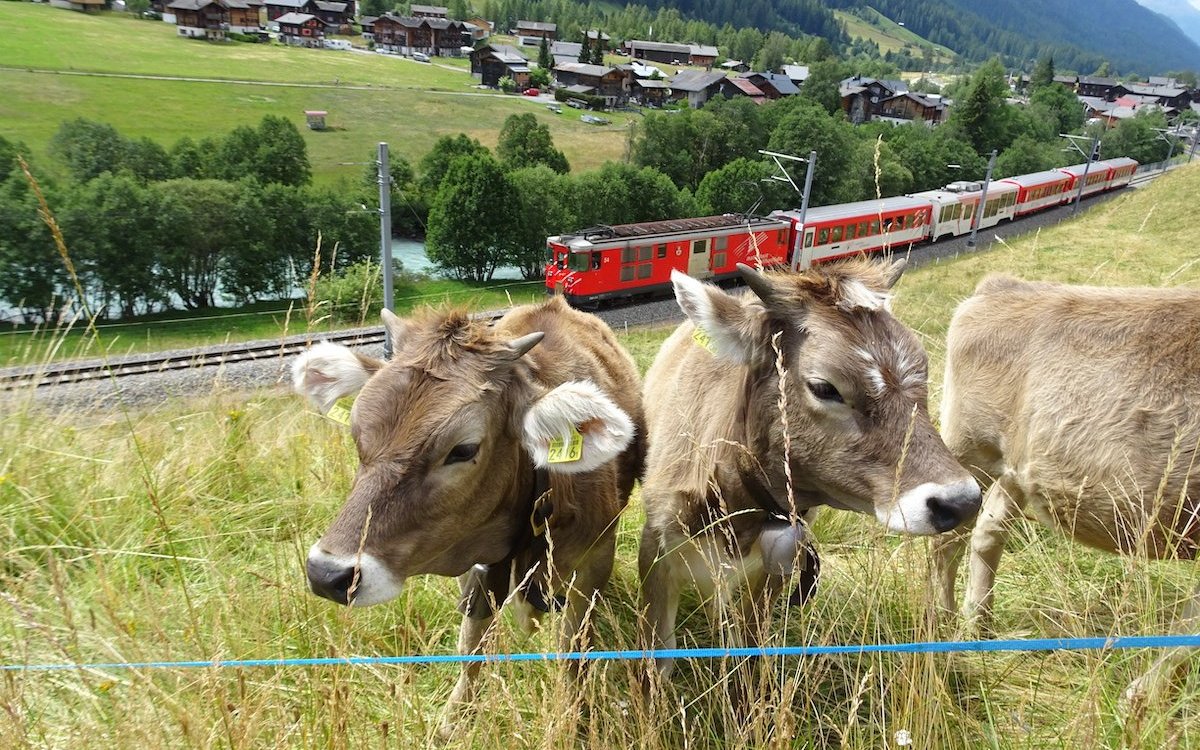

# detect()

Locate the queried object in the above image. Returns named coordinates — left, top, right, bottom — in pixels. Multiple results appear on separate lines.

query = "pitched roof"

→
left=551, top=41, right=581, bottom=58
left=782, top=64, right=809, bottom=82
left=516, top=20, right=556, bottom=32
left=689, top=44, right=718, bottom=58
left=746, top=71, right=799, bottom=96
left=634, top=79, right=670, bottom=88
left=670, top=69, right=725, bottom=91
left=476, top=44, right=528, bottom=64
left=554, top=62, right=617, bottom=77
left=628, top=40, right=690, bottom=55
left=275, top=11, right=317, bottom=24
left=409, top=4, right=447, bottom=13
left=724, top=77, right=765, bottom=97
left=312, top=0, right=346, bottom=11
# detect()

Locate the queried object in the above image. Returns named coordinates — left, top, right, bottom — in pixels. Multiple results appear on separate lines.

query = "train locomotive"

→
left=544, top=157, right=1138, bottom=307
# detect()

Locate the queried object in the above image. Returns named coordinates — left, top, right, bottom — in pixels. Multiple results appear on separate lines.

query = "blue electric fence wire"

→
left=4, top=634, right=1198, bottom=673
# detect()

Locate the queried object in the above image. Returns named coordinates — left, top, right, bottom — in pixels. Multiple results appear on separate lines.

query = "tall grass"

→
left=1, top=166, right=1199, bottom=748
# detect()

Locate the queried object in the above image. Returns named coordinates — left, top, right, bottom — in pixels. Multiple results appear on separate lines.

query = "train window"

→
left=714, top=236, right=728, bottom=252
left=870, top=220, right=880, bottom=235
left=777, top=229, right=787, bottom=245
left=656, top=244, right=667, bottom=259
left=882, top=220, right=893, bottom=233
left=712, top=252, right=726, bottom=269
left=622, top=247, right=635, bottom=263
left=804, top=230, right=814, bottom=248
left=692, top=239, right=707, bottom=254
left=591, top=252, right=602, bottom=271
left=818, top=228, right=829, bottom=244
left=857, top=222, right=867, bottom=237
left=831, top=226, right=843, bottom=243
left=620, top=266, right=635, bottom=282
left=637, top=263, right=653, bottom=280
left=639, top=246, right=652, bottom=261
left=847, top=224, right=857, bottom=240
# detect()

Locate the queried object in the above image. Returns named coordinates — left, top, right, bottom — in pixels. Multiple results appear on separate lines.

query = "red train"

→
left=544, top=158, right=1138, bottom=306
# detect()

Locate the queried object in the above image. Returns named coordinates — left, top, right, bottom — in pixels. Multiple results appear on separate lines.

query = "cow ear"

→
left=671, top=269, right=764, bottom=364
left=380, top=308, right=408, bottom=345
left=522, top=380, right=635, bottom=474
left=292, top=342, right=384, bottom=414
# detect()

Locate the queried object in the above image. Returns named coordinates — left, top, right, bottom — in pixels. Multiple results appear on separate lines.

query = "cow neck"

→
left=734, top=367, right=807, bottom=519
left=459, top=459, right=554, bottom=621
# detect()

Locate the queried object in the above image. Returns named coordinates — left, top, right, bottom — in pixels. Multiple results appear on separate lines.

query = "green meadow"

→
left=0, top=3, right=635, bottom=183
left=1, top=165, right=1198, bottom=748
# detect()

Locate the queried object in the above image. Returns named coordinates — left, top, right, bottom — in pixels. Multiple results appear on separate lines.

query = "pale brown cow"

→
left=933, top=274, right=1200, bottom=704
left=638, top=260, right=982, bottom=676
left=292, top=298, right=645, bottom=735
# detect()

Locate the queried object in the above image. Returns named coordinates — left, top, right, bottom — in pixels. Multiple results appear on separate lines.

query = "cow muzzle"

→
left=879, top=479, right=982, bottom=535
left=305, top=544, right=404, bottom=607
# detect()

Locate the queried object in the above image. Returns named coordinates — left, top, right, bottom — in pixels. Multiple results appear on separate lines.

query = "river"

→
left=392, top=238, right=525, bottom=280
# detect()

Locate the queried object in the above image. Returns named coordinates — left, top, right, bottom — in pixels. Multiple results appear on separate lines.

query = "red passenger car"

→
left=1001, top=169, right=1073, bottom=216
left=544, top=215, right=792, bottom=306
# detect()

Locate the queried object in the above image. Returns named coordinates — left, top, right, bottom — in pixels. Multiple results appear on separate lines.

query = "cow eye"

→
left=807, top=380, right=844, bottom=404
left=444, top=443, right=480, bottom=465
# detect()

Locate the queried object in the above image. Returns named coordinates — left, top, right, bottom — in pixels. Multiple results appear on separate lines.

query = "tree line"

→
left=0, top=116, right=375, bottom=324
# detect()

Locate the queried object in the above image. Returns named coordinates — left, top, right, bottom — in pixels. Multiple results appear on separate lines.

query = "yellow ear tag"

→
left=546, top=425, right=584, bottom=464
left=324, top=397, right=354, bottom=427
left=692, top=326, right=716, bottom=354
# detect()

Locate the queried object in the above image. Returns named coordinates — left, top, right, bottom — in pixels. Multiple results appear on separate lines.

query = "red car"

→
left=523, top=88, right=540, bottom=96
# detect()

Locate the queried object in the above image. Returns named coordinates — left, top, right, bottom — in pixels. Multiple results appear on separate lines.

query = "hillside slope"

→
left=838, top=0, right=1200, bottom=74
left=1135, top=0, right=1200, bottom=49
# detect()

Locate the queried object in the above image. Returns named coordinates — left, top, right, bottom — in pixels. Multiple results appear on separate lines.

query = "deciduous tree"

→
left=496, top=113, right=570, bottom=173
left=426, top=153, right=520, bottom=281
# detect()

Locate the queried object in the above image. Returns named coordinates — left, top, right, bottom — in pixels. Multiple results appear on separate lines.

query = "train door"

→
left=688, top=238, right=712, bottom=279
left=799, top=228, right=815, bottom=269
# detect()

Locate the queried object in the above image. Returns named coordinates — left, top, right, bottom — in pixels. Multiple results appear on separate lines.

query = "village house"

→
left=49, top=0, right=105, bottom=12
left=782, top=64, right=809, bottom=87
left=720, top=76, right=767, bottom=105
left=516, top=20, right=556, bottom=46
left=625, top=40, right=717, bottom=68
left=309, top=0, right=349, bottom=29
left=463, top=17, right=492, bottom=41
left=276, top=11, right=325, bottom=46
left=876, top=91, right=948, bottom=125
left=371, top=14, right=470, bottom=56
left=265, top=0, right=351, bottom=27
left=168, top=0, right=260, bottom=40
left=551, top=40, right=582, bottom=66
left=470, top=44, right=531, bottom=88
left=721, top=60, right=749, bottom=74
left=410, top=4, right=447, bottom=18
left=840, top=75, right=908, bottom=124
left=632, top=78, right=671, bottom=106
left=741, top=71, right=799, bottom=99
left=553, top=62, right=627, bottom=106
left=669, top=69, right=725, bottom=108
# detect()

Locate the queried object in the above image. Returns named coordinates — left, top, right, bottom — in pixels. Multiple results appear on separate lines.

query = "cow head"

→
left=292, top=308, right=635, bottom=606
left=670, top=259, right=980, bottom=535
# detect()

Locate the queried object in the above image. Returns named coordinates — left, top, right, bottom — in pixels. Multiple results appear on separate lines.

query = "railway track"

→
left=2, top=166, right=1178, bottom=393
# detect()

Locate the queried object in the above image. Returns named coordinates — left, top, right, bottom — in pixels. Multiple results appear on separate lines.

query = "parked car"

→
left=523, top=88, right=540, bottom=97
left=412, top=52, right=431, bottom=63
left=581, top=114, right=611, bottom=125
left=546, top=103, right=563, bottom=113
left=565, top=99, right=585, bottom=109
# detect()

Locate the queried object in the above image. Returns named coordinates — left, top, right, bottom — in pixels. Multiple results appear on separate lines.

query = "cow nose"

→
left=925, top=480, right=982, bottom=532
left=306, top=556, right=357, bottom=605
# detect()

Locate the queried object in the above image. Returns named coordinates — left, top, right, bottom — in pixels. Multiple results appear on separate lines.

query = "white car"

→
left=412, top=52, right=431, bottom=63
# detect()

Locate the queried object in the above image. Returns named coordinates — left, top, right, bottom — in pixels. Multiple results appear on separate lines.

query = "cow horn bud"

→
left=737, top=263, right=779, bottom=304
left=507, top=332, right=545, bottom=359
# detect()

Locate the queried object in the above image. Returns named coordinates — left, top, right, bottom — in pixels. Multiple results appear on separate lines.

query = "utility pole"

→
left=377, top=142, right=395, bottom=358
left=1153, top=121, right=1184, bottom=172
left=759, top=148, right=816, bottom=271
left=967, top=149, right=996, bottom=248
left=1061, top=133, right=1100, bottom=215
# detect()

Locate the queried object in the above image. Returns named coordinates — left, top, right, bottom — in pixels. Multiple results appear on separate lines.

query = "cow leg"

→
left=930, top=526, right=970, bottom=615
left=962, top=474, right=1025, bottom=634
left=438, top=570, right=499, bottom=741
left=1124, top=585, right=1200, bottom=707
left=638, top=523, right=681, bottom=680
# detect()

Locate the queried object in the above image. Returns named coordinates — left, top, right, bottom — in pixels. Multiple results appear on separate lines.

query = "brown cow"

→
left=292, top=298, right=645, bottom=735
left=933, top=274, right=1200, bottom=704
left=638, top=260, right=982, bottom=676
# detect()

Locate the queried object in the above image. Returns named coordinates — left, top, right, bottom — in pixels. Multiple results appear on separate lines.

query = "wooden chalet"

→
left=516, top=20, right=556, bottom=45
left=49, top=0, right=105, bottom=11
left=553, top=62, right=627, bottom=105
left=410, top=3, right=447, bottom=18
left=371, top=14, right=469, bottom=56
left=471, top=44, right=531, bottom=88
left=668, top=69, right=725, bottom=108
left=168, top=0, right=260, bottom=40
left=840, top=75, right=910, bottom=124
left=720, top=76, right=767, bottom=104
left=625, top=40, right=717, bottom=69
left=632, top=78, right=670, bottom=106
left=277, top=11, right=325, bottom=46
left=741, top=71, right=799, bottom=99
left=876, top=91, right=947, bottom=125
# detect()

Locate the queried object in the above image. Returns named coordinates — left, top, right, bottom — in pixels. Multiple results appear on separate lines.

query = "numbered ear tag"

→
left=546, top=425, right=584, bottom=464
left=324, top=397, right=354, bottom=427
left=692, top=326, right=716, bottom=354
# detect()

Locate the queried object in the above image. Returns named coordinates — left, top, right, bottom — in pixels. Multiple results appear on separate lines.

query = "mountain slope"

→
left=841, top=0, right=1200, bottom=74
left=1135, top=0, right=1200, bottom=49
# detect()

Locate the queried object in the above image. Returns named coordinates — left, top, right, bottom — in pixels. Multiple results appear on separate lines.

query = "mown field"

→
left=0, top=4, right=635, bottom=183
left=1, top=166, right=1198, bottom=747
